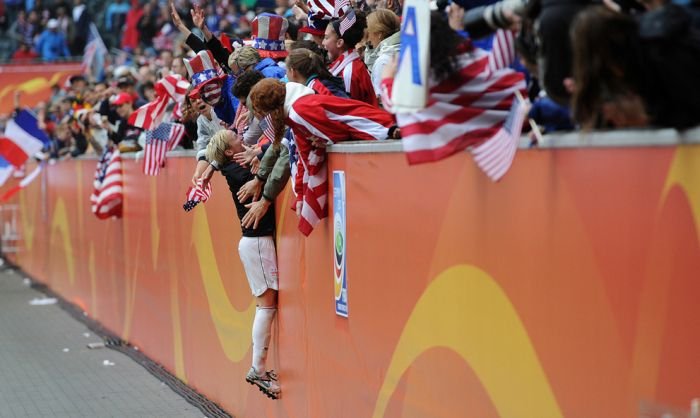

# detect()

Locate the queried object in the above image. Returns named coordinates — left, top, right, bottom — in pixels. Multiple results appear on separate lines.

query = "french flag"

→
left=0, top=110, right=50, bottom=168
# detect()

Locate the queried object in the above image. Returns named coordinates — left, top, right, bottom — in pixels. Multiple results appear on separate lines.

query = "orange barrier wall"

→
left=8, top=146, right=700, bottom=418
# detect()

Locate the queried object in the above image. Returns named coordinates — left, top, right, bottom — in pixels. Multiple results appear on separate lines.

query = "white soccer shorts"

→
left=238, top=236, right=279, bottom=296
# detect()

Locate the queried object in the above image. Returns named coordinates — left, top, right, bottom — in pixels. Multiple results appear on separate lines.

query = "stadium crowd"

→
left=0, top=0, right=699, bottom=401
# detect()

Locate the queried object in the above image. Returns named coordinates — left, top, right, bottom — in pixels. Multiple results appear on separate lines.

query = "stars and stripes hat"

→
left=251, top=13, right=289, bottom=59
left=300, top=0, right=333, bottom=37
left=184, top=50, right=228, bottom=99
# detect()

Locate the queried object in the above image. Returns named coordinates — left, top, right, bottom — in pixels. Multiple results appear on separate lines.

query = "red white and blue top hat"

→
left=251, top=13, right=289, bottom=59
left=300, top=0, right=333, bottom=37
left=184, top=50, right=227, bottom=98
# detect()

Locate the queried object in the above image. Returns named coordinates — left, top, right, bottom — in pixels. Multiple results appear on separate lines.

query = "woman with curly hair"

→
left=249, top=78, right=398, bottom=234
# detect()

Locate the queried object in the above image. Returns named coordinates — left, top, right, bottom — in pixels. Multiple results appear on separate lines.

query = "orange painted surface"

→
left=0, top=63, right=83, bottom=114
left=7, top=146, right=700, bottom=418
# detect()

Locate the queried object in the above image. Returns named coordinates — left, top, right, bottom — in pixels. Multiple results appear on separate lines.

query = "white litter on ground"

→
left=29, top=297, right=57, bottom=306
left=62, top=348, right=70, bottom=352
left=102, top=360, right=115, bottom=366
left=87, top=342, right=105, bottom=349
left=22, top=278, right=31, bottom=286
left=83, top=332, right=91, bottom=338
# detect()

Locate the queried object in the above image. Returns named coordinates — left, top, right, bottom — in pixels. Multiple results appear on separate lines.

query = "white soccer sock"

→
left=251, top=306, right=276, bottom=374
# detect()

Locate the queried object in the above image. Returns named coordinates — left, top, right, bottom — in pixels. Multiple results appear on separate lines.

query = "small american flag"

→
left=471, top=92, right=528, bottom=181
left=260, top=114, right=276, bottom=142
left=143, top=122, right=185, bottom=176
left=334, top=0, right=350, bottom=18
left=129, top=74, right=190, bottom=130
left=91, top=147, right=123, bottom=219
left=339, top=8, right=356, bottom=36
left=183, top=179, right=212, bottom=212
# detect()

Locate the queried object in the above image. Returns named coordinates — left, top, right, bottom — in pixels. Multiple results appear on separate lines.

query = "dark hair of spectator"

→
left=429, top=12, right=461, bottom=82
left=331, top=10, right=367, bottom=48
left=139, top=81, right=155, bottom=98
left=231, top=70, right=265, bottom=101
left=571, top=6, right=646, bottom=128
left=286, top=48, right=336, bottom=81
left=291, top=40, right=329, bottom=65
left=286, top=15, right=301, bottom=40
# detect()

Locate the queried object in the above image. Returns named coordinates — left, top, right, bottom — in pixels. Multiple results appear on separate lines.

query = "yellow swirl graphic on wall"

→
left=50, top=198, right=75, bottom=285
left=373, top=265, right=562, bottom=418
left=192, top=208, right=256, bottom=363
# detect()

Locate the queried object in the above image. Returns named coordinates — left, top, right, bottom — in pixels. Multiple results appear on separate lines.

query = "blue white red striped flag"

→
left=0, top=110, right=50, bottom=168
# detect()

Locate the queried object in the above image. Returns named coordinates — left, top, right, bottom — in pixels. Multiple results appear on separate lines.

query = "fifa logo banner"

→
left=392, top=0, right=431, bottom=112
left=333, top=171, right=348, bottom=317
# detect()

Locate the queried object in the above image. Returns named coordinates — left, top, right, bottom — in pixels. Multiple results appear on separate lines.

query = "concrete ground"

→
left=0, top=266, right=204, bottom=418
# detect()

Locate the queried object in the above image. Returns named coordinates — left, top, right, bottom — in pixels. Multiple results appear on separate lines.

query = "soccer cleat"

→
left=246, top=367, right=281, bottom=400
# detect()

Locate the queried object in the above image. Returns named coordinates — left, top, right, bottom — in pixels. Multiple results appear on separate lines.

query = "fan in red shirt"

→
left=322, top=10, right=378, bottom=107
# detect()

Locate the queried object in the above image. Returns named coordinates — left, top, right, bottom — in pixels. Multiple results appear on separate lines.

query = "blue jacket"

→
left=255, top=58, right=286, bottom=80
left=35, top=30, right=71, bottom=61
left=213, top=75, right=240, bottom=126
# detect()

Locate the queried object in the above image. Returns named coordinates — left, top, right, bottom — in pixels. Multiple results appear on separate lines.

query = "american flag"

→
left=182, top=179, right=212, bottom=212
left=91, top=147, right=123, bottom=219
left=393, top=48, right=526, bottom=170
left=143, top=122, right=185, bottom=176
left=471, top=92, right=528, bottom=181
left=334, top=0, right=350, bottom=18
left=488, top=29, right=517, bottom=72
left=129, top=74, right=190, bottom=130
left=260, top=114, right=276, bottom=142
left=339, top=8, right=356, bottom=36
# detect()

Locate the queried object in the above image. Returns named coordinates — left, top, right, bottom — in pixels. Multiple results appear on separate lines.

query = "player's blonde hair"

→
left=206, top=130, right=233, bottom=167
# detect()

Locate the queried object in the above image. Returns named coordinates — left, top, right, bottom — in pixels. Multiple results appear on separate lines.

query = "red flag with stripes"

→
left=91, top=147, right=123, bottom=219
left=143, top=122, right=185, bottom=176
left=387, top=48, right=526, bottom=175
left=129, top=74, right=190, bottom=130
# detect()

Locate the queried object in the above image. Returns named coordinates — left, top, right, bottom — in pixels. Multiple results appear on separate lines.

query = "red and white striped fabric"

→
left=471, top=93, right=528, bottom=180
left=329, top=50, right=378, bottom=107
left=91, top=147, right=123, bottom=219
left=143, top=122, right=185, bottom=176
left=129, top=74, right=190, bottom=130
left=334, top=0, right=350, bottom=18
left=488, top=29, right=517, bottom=72
left=286, top=94, right=395, bottom=235
left=387, top=48, right=526, bottom=171
left=182, top=179, right=212, bottom=212
left=309, top=0, right=335, bottom=17
left=261, top=114, right=276, bottom=142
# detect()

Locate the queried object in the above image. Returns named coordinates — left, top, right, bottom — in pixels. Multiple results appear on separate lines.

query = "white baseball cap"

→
left=47, top=19, right=59, bottom=29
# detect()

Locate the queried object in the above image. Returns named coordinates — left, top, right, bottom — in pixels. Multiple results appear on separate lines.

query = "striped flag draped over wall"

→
left=129, top=75, right=190, bottom=130
left=91, top=147, right=123, bottom=219
left=143, top=122, right=185, bottom=176
left=182, top=179, right=212, bottom=212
